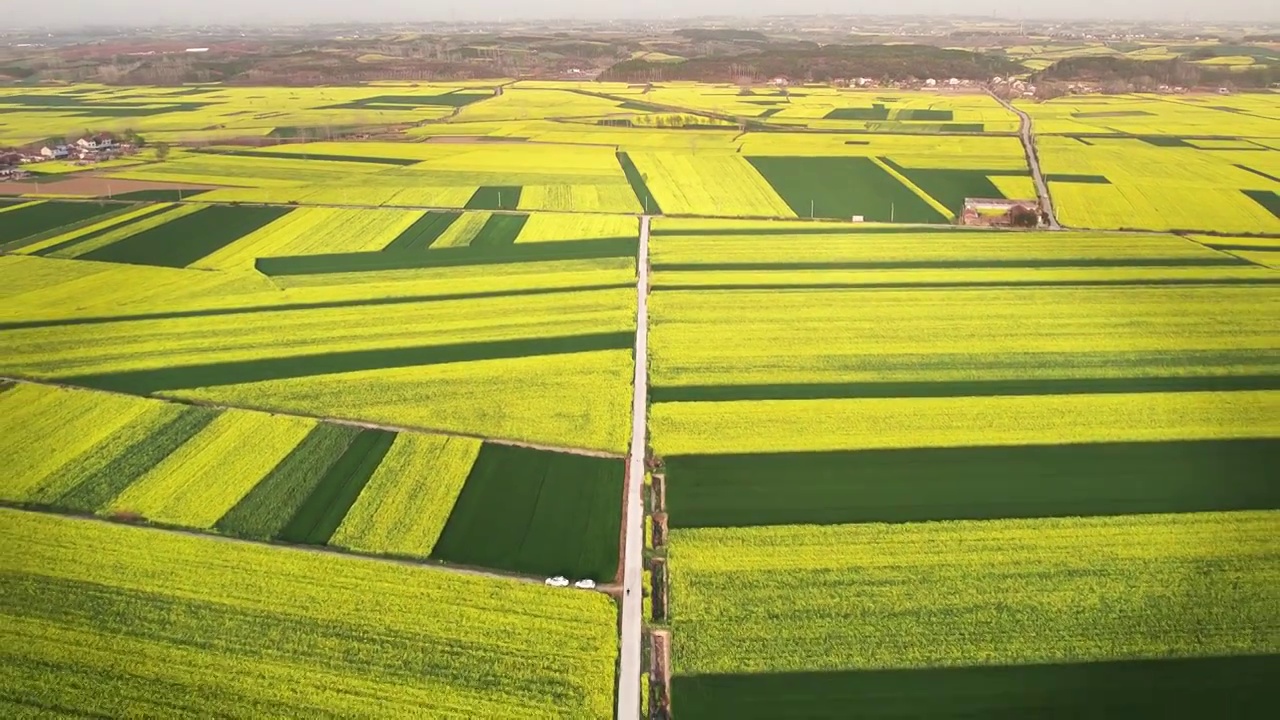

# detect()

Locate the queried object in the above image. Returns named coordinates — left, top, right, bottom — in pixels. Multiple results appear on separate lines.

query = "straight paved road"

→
left=616, top=215, right=650, bottom=720
left=991, top=91, right=1061, bottom=229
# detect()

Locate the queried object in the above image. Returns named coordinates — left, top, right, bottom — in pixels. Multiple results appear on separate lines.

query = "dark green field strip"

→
left=380, top=211, right=461, bottom=252
left=825, top=106, right=891, bottom=121
left=1243, top=190, right=1280, bottom=219
left=56, top=407, right=219, bottom=513
left=276, top=429, right=396, bottom=545
left=653, top=257, right=1249, bottom=271
left=896, top=108, right=954, bottom=121
left=0, top=201, right=127, bottom=245
left=617, top=151, right=663, bottom=215
left=652, top=277, right=1280, bottom=291
left=469, top=214, right=528, bottom=247
left=1138, top=135, right=1194, bottom=148
left=1045, top=174, right=1112, bottom=184
left=190, top=147, right=419, bottom=166
left=671, top=655, right=1280, bottom=720
left=430, top=444, right=623, bottom=580
left=63, top=332, right=634, bottom=394
left=78, top=205, right=293, bottom=268
left=32, top=204, right=190, bottom=257
left=652, top=375, right=1280, bottom=403
left=665, top=439, right=1280, bottom=528
left=107, top=189, right=211, bottom=202
left=465, top=186, right=521, bottom=211
left=0, top=283, right=634, bottom=332
left=877, top=157, right=1033, bottom=213
left=1236, top=165, right=1280, bottom=183
left=746, top=157, right=948, bottom=223
left=215, top=424, right=361, bottom=540
left=255, top=237, right=636, bottom=275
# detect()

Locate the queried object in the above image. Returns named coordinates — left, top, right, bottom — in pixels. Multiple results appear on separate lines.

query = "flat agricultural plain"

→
left=1, top=81, right=1278, bottom=717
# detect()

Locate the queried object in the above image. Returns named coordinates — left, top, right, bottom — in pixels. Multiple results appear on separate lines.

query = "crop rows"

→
left=0, top=383, right=623, bottom=579
left=650, top=219, right=1280, bottom=717
left=1, top=508, right=618, bottom=718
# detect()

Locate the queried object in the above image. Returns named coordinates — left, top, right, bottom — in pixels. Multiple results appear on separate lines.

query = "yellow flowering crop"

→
left=170, top=349, right=636, bottom=453
left=650, top=390, right=1280, bottom=455
left=1, top=508, right=618, bottom=718
left=0, top=384, right=160, bottom=501
left=330, top=433, right=482, bottom=557
left=516, top=212, right=640, bottom=243
left=628, top=151, right=796, bottom=217
left=669, top=510, right=1280, bottom=674
left=106, top=409, right=316, bottom=528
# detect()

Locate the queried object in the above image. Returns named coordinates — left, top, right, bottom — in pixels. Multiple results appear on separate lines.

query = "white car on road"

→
left=544, top=576, right=570, bottom=588
left=574, top=579, right=597, bottom=590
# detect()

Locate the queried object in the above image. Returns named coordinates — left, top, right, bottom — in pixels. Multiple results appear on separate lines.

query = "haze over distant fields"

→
left=9, top=0, right=1279, bottom=28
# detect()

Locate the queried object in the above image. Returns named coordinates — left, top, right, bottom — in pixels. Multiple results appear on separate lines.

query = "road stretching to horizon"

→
left=990, top=91, right=1062, bottom=230
left=617, top=215, right=650, bottom=720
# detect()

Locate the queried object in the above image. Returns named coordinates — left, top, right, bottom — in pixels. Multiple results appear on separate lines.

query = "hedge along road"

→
left=989, top=90, right=1062, bottom=230
left=617, top=215, right=650, bottom=720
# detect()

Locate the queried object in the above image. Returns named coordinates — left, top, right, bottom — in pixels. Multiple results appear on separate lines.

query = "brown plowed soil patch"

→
left=0, top=175, right=221, bottom=198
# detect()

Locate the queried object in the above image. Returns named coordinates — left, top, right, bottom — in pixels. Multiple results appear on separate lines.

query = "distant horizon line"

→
left=6, top=12, right=1278, bottom=33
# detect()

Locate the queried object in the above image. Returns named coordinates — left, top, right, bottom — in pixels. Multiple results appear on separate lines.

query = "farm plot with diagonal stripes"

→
left=648, top=217, right=1280, bottom=718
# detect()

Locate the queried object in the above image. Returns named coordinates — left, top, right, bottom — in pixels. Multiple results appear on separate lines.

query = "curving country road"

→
left=616, top=215, right=650, bottom=720
left=990, top=91, right=1061, bottom=229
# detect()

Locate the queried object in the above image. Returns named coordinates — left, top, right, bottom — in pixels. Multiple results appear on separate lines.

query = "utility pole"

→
left=891, top=202, right=895, bottom=222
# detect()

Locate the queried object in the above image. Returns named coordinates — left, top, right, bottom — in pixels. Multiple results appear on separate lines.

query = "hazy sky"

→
left=9, top=1, right=1278, bottom=27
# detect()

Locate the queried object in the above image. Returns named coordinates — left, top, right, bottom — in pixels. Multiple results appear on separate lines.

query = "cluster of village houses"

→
left=1, top=134, right=140, bottom=180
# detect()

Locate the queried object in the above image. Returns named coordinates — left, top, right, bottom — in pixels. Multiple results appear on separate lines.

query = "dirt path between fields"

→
left=0, top=175, right=218, bottom=198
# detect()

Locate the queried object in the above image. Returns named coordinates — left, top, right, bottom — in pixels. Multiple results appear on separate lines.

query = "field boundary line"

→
left=0, top=502, right=614, bottom=589
left=0, top=375, right=625, bottom=460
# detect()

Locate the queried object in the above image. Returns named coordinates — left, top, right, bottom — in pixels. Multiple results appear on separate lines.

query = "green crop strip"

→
left=878, top=158, right=1032, bottom=214
left=78, top=205, right=293, bottom=268
left=663, top=439, right=1280, bottom=528
left=381, top=211, right=461, bottom=252
left=746, top=156, right=947, bottom=223
left=32, top=203, right=191, bottom=257
left=215, top=424, right=362, bottom=540
left=671, top=655, right=1280, bottom=720
left=276, top=429, right=397, bottom=545
left=63, top=332, right=635, bottom=394
left=651, top=375, right=1280, bottom=403
left=55, top=406, right=219, bottom=513
left=430, top=444, right=624, bottom=580
left=469, top=214, right=528, bottom=247
left=617, top=151, right=663, bottom=215
left=0, top=283, right=635, bottom=332
left=465, top=186, right=522, bottom=211
left=0, top=201, right=127, bottom=245
left=255, top=237, right=636, bottom=275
